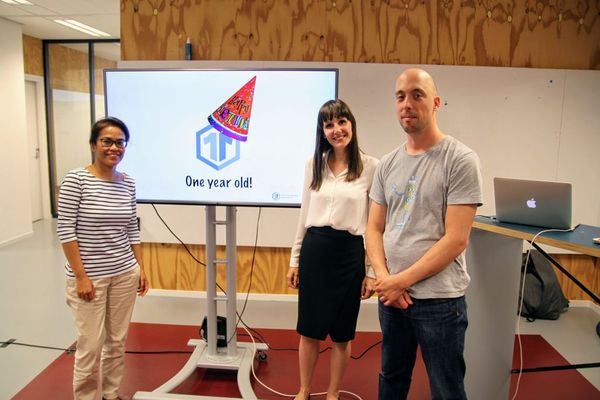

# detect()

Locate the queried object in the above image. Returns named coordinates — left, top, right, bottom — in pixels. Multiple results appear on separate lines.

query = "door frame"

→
left=25, top=74, right=52, bottom=220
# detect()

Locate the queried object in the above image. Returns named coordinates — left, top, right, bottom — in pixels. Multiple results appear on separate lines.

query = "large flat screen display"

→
left=104, top=68, right=338, bottom=207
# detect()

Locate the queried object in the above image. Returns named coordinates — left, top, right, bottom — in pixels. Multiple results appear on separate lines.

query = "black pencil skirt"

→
left=297, top=226, right=365, bottom=342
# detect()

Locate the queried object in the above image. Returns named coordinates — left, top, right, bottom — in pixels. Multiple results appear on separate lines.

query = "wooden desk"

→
left=473, top=217, right=600, bottom=303
left=473, top=217, right=600, bottom=258
left=463, top=217, right=599, bottom=399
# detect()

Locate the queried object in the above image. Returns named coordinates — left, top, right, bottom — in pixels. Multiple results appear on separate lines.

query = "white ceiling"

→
left=0, top=0, right=120, bottom=60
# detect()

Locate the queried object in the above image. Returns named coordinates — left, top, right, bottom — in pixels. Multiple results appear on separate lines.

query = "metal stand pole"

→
left=133, top=206, right=268, bottom=400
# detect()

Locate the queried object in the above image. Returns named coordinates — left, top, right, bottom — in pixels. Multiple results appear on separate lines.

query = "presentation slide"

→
left=104, top=68, right=338, bottom=206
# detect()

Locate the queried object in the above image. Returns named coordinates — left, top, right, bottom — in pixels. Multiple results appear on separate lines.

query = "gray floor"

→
left=1, top=219, right=599, bottom=399
left=0, top=219, right=76, bottom=399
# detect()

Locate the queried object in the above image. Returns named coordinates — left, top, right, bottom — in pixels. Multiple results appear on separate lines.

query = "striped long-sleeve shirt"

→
left=57, top=168, right=140, bottom=279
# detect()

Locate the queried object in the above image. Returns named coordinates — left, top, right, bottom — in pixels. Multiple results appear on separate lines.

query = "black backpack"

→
left=518, top=250, right=569, bottom=321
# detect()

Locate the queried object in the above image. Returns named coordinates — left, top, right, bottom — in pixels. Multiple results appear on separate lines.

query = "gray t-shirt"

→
left=370, top=135, right=483, bottom=299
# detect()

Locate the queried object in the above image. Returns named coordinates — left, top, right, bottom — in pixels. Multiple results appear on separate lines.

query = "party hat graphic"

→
left=207, top=76, right=256, bottom=142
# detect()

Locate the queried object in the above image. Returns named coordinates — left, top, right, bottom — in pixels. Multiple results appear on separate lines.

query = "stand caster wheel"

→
left=257, top=350, right=268, bottom=362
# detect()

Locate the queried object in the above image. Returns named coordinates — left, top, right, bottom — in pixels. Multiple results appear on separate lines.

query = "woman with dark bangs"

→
left=287, top=99, right=379, bottom=400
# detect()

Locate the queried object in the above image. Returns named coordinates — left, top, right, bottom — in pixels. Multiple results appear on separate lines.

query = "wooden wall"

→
left=120, top=0, right=600, bottom=69
left=128, top=1, right=600, bottom=302
left=22, top=35, right=43, bottom=76
left=22, top=35, right=116, bottom=94
left=142, top=243, right=296, bottom=294
left=552, top=254, right=600, bottom=303
left=140, top=242, right=600, bottom=303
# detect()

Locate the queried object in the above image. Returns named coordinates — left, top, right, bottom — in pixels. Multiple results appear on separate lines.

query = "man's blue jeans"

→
left=378, top=296, right=468, bottom=400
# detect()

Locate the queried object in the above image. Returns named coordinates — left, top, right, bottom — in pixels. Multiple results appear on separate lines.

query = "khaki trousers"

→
left=66, top=267, right=139, bottom=400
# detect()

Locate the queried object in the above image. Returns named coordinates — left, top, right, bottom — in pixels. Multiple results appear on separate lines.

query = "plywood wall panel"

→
left=553, top=254, right=600, bottom=303
left=46, top=44, right=116, bottom=94
left=23, top=35, right=43, bottom=76
left=143, top=242, right=598, bottom=303
left=121, top=0, right=600, bottom=69
left=142, top=242, right=295, bottom=295
left=22, top=36, right=116, bottom=94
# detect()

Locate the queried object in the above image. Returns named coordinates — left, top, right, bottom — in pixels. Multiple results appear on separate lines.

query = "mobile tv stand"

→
left=133, top=206, right=268, bottom=400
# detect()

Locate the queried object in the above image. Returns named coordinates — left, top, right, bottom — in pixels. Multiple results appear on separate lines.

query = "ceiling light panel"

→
left=1, top=0, right=33, bottom=5
left=54, top=18, right=111, bottom=37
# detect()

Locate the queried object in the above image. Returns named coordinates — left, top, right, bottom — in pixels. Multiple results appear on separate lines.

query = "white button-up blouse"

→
left=289, top=152, right=379, bottom=267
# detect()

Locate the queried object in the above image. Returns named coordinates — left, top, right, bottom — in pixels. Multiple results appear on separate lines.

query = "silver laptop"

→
left=493, top=177, right=572, bottom=229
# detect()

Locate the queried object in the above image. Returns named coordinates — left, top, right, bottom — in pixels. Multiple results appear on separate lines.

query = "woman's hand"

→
left=361, top=277, right=375, bottom=299
left=76, top=275, right=95, bottom=301
left=286, top=267, right=299, bottom=289
left=137, top=268, right=149, bottom=296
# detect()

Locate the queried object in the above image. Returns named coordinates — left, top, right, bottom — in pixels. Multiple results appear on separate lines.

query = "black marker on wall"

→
left=185, top=37, right=192, bottom=60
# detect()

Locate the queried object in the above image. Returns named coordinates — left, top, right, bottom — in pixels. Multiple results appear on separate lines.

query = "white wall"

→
left=119, top=60, right=600, bottom=249
left=0, top=18, right=32, bottom=246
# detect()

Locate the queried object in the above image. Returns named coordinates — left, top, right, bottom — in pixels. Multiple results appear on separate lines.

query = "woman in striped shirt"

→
left=57, top=117, right=148, bottom=400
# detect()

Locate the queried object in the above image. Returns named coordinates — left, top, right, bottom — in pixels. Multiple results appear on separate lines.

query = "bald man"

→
left=366, top=68, right=483, bottom=399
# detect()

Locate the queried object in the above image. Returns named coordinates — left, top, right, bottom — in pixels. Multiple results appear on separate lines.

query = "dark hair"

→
left=89, top=117, right=130, bottom=145
left=310, top=99, right=363, bottom=191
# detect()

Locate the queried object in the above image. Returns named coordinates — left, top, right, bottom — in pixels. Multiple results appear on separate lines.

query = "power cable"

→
left=146, top=204, right=379, bottom=398
left=511, top=226, right=576, bottom=400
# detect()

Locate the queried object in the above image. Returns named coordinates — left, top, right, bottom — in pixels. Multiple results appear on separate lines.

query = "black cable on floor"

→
left=351, top=340, right=382, bottom=360
left=149, top=205, right=384, bottom=360
left=1, top=334, right=382, bottom=359
left=511, top=362, right=600, bottom=373
left=0, top=340, right=74, bottom=352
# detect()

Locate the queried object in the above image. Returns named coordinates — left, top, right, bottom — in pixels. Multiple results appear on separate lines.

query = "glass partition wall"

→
left=43, top=39, right=120, bottom=215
